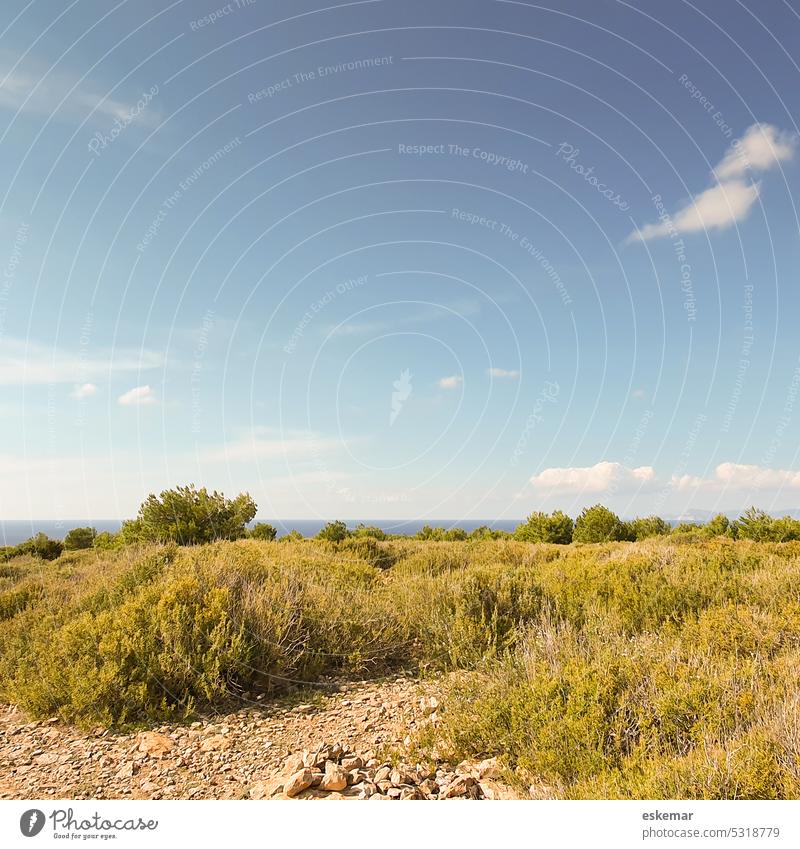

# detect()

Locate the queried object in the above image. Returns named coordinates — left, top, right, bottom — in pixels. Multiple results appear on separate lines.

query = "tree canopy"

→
left=316, top=520, right=350, bottom=543
left=573, top=505, right=628, bottom=543
left=249, top=522, right=278, bottom=541
left=514, top=510, right=574, bottom=544
left=123, top=485, right=257, bottom=545
left=63, top=526, right=97, bottom=550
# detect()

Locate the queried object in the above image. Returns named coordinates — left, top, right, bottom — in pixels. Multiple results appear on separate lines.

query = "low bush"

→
left=419, top=612, right=800, bottom=799
left=0, top=535, right=798, bottom=800
left=514, top=511, right=573, bottom=544
left=316, top=520, right=350, bottom=543
left=626, top=516, right=671, bottom=540
left=338, top=536, right=397, bottom=570
left=1, top=534, right=63, bottom=562
left=248, top=522, right=277, bottom=541
left=573, top=505, right=628, bottom=543
left=122, top=485, right=257, bottom=545
left=63, top=527, right=97, bottom=550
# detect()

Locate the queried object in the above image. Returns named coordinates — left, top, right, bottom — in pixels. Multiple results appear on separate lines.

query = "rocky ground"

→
left=0, top=676, right=521, bottom=800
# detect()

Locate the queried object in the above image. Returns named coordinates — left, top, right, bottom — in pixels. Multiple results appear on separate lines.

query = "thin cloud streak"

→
left=0, top=337, right=163, bottom=385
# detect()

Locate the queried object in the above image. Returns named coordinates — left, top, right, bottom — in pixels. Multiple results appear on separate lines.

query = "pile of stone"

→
left=250, top=744, right=513, bottom=800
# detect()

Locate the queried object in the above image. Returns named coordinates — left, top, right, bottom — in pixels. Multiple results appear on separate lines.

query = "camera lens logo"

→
left=20, top=809, right=45, bottom=837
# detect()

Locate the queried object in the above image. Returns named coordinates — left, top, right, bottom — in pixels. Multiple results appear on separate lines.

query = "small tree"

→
left=317, top=520, right=350, bottom=543
left=672, top=521, right=703, bottom=534
left=627, top=516, right=670, bottom=541
left=771, top=516, right=800, bottom=541
left=119, top=519, right=145, bottom=545
left=735, top=507, right=775, bottom=542
left=703, top=513, right=730, bottom=537
left=130, top=484, right=257, bottom=545
left=63, top=526, right=97, bottom=550
left=352, top=524, right=388, bottom=540
left=249, top=522, right=277, bottom=541
left=281, top=529, right=304, bottom=542
left=93, top=531, right=122, bottom=550
left=1, top=534, right=63, bottom=561
left=416, top=524, right=441, bottom=540
left=515, top=510, right=574, bottom=544
left=27, top=533, right=63, bottom=560
left=573, top=505, right=626, bottom=543
left=469, top=525, right=507, bottom=540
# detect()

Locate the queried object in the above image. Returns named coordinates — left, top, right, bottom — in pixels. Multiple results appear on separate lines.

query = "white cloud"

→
left=70, top=382, right=97, bottom=399
left=330, top=321, right=388, bottom=337
left=633, top=180, right=761, bottom=241
left=488, top=368, right=520, bottom=379
left=672, top=462, right=800, bottom=491
left=0, top=51, right=161, bottom=127
left=328, top=300, right=483, bottom=338
left=629, top=123, right=796, bottom=242
left=118, top=385, right=156, bottom=406
left=530, top=460, right=656, bottom=494
left=438, top=375, right=463, bottom=389
left=0, top=337, right=162, bottom=385
left=715, top=123, right=797, bottom=180
left=203, top=428, right=345, bottom=463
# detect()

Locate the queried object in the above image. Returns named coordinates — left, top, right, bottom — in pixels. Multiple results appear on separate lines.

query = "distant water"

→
left=0, top=520, right=124, bottom=546
left=268, top=519, right=522, bottom=538
left=0, top=518, right=522, bottom=546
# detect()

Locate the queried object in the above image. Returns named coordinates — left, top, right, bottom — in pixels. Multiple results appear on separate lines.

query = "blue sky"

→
left=1, top=0, right=800, bottom=520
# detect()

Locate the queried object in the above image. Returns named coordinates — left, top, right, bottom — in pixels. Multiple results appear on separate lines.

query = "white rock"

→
left=320, top=765, right=348, bottom=792
left=283, top=754, right=304, bottom=774
left=284, top=769, right=314, bottom=797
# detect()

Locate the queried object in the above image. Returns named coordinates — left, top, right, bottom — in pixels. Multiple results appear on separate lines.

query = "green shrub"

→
left=415, top=525, right=469, bottom=541
left=63, top=527, right=97, bottom=550
left=338, top=536, right=396, bottom=569
left=735, top=507, right=776, bottom=542
left=316, top=520, right=350, bottom=543
left=0, top=582, right=44, bottom=621
left=280, top=529, right=304, bottom=541
left=93, top=531, right=122, bottom=550
left=1, top=533, right=65, bottom=561
left=704, top=513, right=731, bottom=537
left=468, top=525, right=509, bottom=540
left=515, top=511, right=574, bottom=544
left=581, top=728, right=790, bottom=800
left=573, top=505, right=628, bottom=543
left=11, top=573, right=249, bottom=725
left=248, top=522, right=277, bottom=541
left=770, top=516, right=800, bottom=542
left=125, top=485, right=257, bottom=545
left=1, top=531, right=798, bottom=804
left=672, top=521, right=703, bottom=534
left=626, top=516, right=671, bottom=540
left=419, top=611, right=799, bottom=799
left=352, top=524, right=388, bottom=540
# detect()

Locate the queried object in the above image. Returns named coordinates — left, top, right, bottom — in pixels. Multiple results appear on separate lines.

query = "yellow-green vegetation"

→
left=0, top=536, right=798, bottom=799
left=414, top=540, right=800, bottom=800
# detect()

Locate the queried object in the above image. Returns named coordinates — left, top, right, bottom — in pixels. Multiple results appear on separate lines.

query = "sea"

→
left=0, top=518, right=524, bottom=546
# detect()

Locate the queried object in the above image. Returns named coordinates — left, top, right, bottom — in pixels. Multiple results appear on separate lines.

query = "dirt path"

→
left=0, top=676, right=513, bottom=800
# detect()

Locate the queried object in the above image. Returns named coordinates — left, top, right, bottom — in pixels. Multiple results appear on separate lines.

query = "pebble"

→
left=0, top=681, right=515, bottom=801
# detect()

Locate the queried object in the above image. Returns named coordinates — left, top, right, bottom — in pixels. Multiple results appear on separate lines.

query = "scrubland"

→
left=1, top=536, right=798, bottom=798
